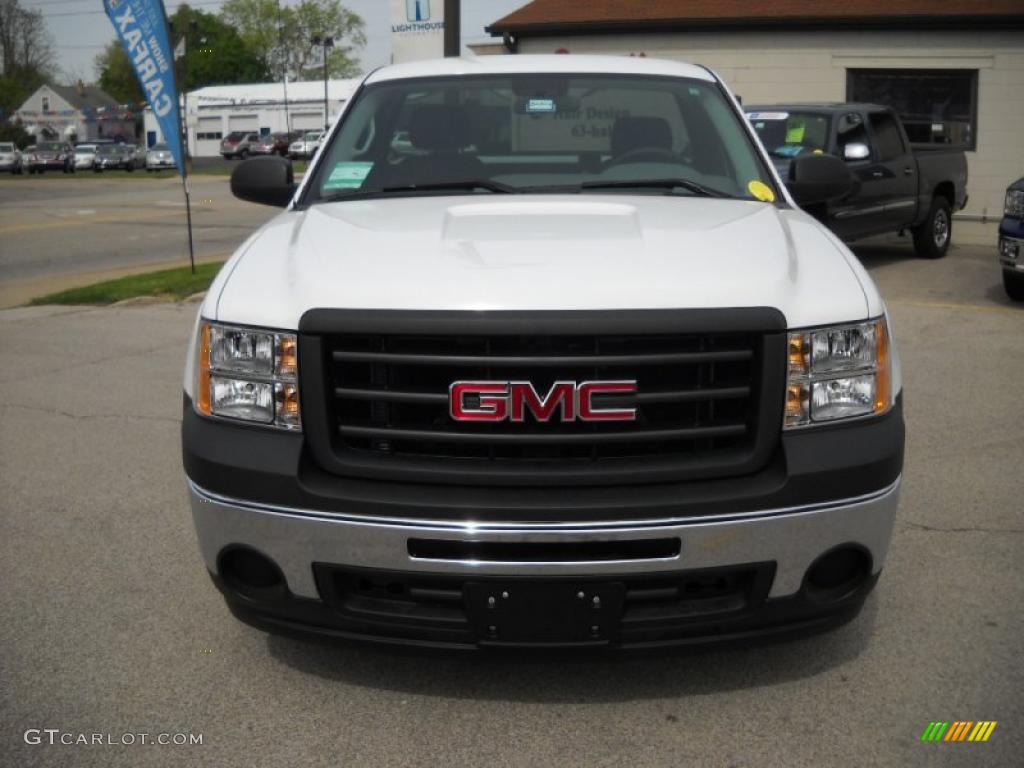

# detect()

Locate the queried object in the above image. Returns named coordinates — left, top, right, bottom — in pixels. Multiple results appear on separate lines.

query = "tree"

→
left=220, top=0, right=365, bottom=81
left=94, top=41, right=144, bottom=105
left=0, top=0, right=55, bottom=79
left=168, top=5, right=268, bottom=90
left=0, top=0, right=55, bottom=117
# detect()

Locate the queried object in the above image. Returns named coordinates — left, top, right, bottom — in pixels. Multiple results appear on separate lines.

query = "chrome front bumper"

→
left=189, top=477, right=900, bottom=601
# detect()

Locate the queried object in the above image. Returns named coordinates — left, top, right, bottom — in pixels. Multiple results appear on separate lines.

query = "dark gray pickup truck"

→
left=747, top=103, right=968, bottom=258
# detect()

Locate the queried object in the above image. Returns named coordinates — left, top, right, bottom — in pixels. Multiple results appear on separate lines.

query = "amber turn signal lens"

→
left=788, top=333, right=808, bottom=375
left=277, top=335, right=298, bottom=378
left=196, top=323, right=213, bottom=416
left=874, top=319, right=890, bottom=414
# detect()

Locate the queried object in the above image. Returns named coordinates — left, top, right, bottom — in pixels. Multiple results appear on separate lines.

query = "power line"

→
left=38, top=1, right=224, bottom=17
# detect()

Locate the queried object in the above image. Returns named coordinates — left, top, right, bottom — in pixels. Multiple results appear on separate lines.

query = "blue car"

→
left=1000, top=177, right=1024, bottom=300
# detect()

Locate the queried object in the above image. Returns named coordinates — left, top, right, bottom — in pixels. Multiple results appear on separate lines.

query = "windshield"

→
left=307, top=74, right=777, bottom=203
left=97, top=145, right=120, bottom=155
left=0, top=143, right=13, bottom=152
left=304, top=132, right=322, bottom=141
left=747, top=111, right=831, bottom=159
left=37, top=142, right=61, bottom=151
left=75, top=146, right=95, bottom=154
left=150, top=144, right=168, bottom=151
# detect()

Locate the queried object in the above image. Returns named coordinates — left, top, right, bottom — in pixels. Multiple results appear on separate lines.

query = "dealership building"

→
left=143, top=79, right=359, bottom=158
left=483, top=0, right=1024, bottom=244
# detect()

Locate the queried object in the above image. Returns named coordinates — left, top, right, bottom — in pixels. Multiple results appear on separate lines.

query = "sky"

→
left=27, top=0, right=529, bottom=83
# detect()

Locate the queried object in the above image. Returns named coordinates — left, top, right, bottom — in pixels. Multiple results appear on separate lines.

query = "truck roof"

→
left=365, top=54, right=716, bottom=85
left=745, top=103, right=891, bottom=114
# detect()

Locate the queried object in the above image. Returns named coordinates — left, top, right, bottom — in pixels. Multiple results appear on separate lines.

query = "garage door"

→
left=228, top=115, right=259, bottom=132
left=194, top=116, right=223, bottom=157
left=292, top=112, right=323, bottom=131
left=196, top=116, right=221, bottom=139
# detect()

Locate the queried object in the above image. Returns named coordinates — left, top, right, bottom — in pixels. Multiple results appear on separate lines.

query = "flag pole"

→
left=182, top=165, right=196, bottom=275
left=176, top=22, right=196, bottom=274
left=106, top=0, right=197, bottom=274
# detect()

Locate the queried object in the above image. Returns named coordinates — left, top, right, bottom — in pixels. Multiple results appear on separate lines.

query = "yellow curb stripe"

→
left=981, top=721, right=997, bottom=741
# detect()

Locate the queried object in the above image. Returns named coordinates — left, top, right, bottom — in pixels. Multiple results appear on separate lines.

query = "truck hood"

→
left=212, top=195, right=874, bottom=330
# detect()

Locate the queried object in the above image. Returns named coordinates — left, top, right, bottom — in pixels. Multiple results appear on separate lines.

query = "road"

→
left=0, top=198, right=1022, bottom=766
left=0, top=174, right=275, bottom=307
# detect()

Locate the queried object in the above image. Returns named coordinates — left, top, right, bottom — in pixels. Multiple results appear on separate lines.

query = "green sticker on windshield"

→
left=324, top=161, right=374, bottom=190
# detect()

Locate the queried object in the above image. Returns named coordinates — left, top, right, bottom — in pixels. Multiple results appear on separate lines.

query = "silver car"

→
left=0, top=142, right=21, bottom=174
left=73, top=144, right=98, bottom=170
left=288, top=131, right=323, bottom=159
left=122, top=144, right=146, bottom=169
left=146, top=143, right=176, bottom=171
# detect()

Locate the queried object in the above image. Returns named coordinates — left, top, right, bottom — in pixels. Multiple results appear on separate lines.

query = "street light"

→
left=311, top=35, right=334, bottom=130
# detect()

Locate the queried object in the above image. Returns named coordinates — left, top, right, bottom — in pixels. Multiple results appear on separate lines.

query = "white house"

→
left=13, top=83, right=136, bottom=143
left=143, top=79, right=360, bottom=157
left=485, top=0, right=1024, bottom=244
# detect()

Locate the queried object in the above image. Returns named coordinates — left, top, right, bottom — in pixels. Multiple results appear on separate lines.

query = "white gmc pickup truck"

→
left=183, top=55, right=904, bottom=649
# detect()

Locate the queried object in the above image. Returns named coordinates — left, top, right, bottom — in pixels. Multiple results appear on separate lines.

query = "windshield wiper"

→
left=319, top=179, right=518, bottom=203
left=578, top=178, right=734, bottom=198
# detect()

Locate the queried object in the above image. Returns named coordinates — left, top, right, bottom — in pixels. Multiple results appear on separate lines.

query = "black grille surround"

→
left=298, top=309, right=787, bottom=487
left=308, top=563, right=778, bottom=648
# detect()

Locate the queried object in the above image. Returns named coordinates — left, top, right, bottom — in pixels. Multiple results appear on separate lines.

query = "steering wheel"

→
left=603, top=147, right=684, bottom=168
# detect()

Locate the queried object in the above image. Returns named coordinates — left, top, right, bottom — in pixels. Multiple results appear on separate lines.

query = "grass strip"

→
left=30, top=261, right=225, bottom=305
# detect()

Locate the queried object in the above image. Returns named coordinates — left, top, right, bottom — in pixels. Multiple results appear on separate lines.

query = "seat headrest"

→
left=610, top=116, right=672, bottom=156
left=408, top=106, right=472, bottom=151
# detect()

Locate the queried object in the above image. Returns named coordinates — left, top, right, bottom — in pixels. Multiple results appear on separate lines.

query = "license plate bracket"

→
left=464, top=581, right=625, bottom=646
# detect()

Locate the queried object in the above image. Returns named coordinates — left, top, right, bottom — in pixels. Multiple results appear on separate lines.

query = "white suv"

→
left=183, top=56, right=904, bottom=650
left=288, top=131, right=323, bottom=160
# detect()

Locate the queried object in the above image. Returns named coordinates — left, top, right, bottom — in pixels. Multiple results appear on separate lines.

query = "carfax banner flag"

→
left=103, top=0, right=185, bottom=175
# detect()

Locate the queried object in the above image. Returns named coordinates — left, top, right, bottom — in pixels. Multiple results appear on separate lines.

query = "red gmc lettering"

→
left=578, top=381, right=638, bottom=421
left=449, top=382, right=508, bottom=421
left=449, top=381, right=637, bottom=422
left=510, top=381, right=576, bottom=422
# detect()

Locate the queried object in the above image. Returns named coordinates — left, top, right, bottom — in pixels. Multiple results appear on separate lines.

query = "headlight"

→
left=784, top=318, right=891, bottom=428
left=1005, top=189, right=1024, bottom=218
left=194, top=321, right=300, bottom=430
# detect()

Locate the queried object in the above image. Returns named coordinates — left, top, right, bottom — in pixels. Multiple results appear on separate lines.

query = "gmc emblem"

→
left=449, top=380, right=637, bottom=423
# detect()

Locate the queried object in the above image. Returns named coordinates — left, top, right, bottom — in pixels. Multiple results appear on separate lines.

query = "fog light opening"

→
left=219, top=546, right=285, bottom=597
left=803, top=545, right=871, bottom=603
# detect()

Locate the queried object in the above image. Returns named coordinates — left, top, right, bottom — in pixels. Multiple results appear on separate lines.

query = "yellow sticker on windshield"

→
left=748, top=180, right=775, bottom=202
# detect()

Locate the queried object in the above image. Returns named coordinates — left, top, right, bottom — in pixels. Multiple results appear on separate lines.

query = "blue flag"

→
left=103, top=0, right=185, bottom=175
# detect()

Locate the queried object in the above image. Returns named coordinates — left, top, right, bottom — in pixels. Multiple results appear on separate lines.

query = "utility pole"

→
left=444, top=0, right=460, bottom=57
left=276, top=1, right=290, bottom=134
left=311, top=36, right=335, bottom=130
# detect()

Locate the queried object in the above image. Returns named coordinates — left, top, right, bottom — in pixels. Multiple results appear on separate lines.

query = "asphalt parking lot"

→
left=0, top=173, right=274, bottom=308
left=1, top=192, right=1022, bottom=765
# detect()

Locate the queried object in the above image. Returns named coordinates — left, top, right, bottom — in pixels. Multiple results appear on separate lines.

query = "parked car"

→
left=999, top=177, right=1024, bottom=301
left=251, top=131, right=302, bottom=157
left=0, top=142, right=21, bottom=174
left=73, top=144, right=98, bottom=170
left=250, top=134, right=278, bottom=156
left=146, top=143, right=176, bottom=171
left=288, top=131, right=323, bottom=159
left=189, top=55, right=905, bottom=650
left=122, top=143, right=146, bottom=169
left=93, top=143, right=131, bottom=171
left=220, top=131, right=260, bottom=159
left=747, top=104, right=968, bottom=258
left=26, top=142, right=74, bottom=174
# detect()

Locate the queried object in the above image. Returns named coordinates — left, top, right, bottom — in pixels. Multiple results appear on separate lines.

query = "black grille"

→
left=299, top=310, right=785, bottom=486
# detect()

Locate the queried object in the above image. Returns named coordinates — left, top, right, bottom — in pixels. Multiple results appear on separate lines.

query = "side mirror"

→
left=230, top=156, right=296, bottom=207
left=787, top=153, right=854, bottom=206
left=843, top=142, right=870, bottom=161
